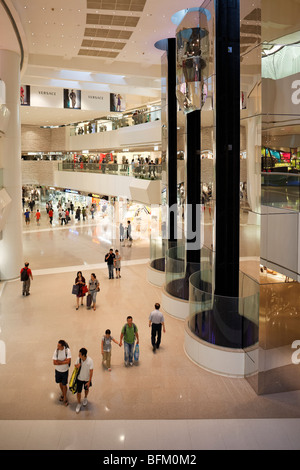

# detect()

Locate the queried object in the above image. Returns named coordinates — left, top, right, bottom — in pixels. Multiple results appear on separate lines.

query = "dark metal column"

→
left=186, top=109, right=201, bottom=265
left=214, top=0, right=240, bottom=297
left=166, top=38, right=178, bottom=248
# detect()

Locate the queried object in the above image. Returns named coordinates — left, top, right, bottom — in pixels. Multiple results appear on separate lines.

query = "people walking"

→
left=35, top=209, right=41, bottom=226
left=75, top=348, right=93, bottom=414
left=52, top=340, right=71, bottom=406
left=101, top=329, right=120, bottom=371
left=48, top=207, right=53, bottom=225
left=114, top=250, right=121, bottom=278
left=24, top=208, right=30, bottom=225
left=126, top=220, right=132, bottom=242
left=88, top=273, right=100, bottom=311
left=120, top=316, right=139, bottom=367
left=119, top=223, right=124, bottom=242
left=74, top=271, right=86, bottom=310
left=20, top=262, right=33, bottom=296
left=149, top=303, right=166, bottom=352
left=105, top=249, right=115, bottom=279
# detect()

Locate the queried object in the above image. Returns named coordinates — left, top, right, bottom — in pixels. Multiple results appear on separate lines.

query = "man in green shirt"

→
left=120, top=316, right=139, bottom=366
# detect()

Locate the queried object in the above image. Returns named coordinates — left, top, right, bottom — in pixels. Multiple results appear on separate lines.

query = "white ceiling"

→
left=1, top=0, right=202, bottom=126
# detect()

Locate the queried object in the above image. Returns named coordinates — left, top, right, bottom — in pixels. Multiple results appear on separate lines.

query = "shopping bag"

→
left=134, top=344, right=139, bottom=362
left=72, top=284, right=79, bottom=295
left=69, top=366, right=80, bottom=394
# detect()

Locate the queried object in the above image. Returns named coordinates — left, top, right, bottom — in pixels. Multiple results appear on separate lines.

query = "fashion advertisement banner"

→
left=63, top=89, right=81, bottom=109
left=30, top=86, right=62, bottom=108
left=81, top=90, right=110, bottom=111
left=110, top=93, right=125, bottom=112
left=20, top=85, right=31, bottom=106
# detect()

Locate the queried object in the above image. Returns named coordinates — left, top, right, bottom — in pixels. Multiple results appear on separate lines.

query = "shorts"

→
left=55, top=369, right=69, bottom=386
left=76, top=379, right=92, bottom=393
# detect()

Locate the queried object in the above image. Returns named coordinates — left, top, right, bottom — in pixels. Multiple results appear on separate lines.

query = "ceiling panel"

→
left=78, top=49, right=119, bottom=57
left=87, top=0, right=146, bottom=12
left=82, top=39, right=126, bottom=49
left=84, top=27, right=132, bottom=39
left=86, top=13, right=140, bottom=28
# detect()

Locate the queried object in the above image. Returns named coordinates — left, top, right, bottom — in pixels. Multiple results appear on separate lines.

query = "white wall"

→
left=261, top=205, right=300, bottom=281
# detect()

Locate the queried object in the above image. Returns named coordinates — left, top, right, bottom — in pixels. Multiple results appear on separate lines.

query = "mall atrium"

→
left=0, top=0, right=300, bottom=452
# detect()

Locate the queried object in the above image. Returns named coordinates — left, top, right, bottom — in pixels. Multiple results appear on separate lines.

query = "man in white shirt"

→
left=52, top=340, right=71, bottom=406
left=75, top=347, right=94, bottom=413
left=149, top=303, right=166, bottom=352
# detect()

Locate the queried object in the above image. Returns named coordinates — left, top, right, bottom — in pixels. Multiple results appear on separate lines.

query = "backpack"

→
left=123, top=323, right=137, bottom=335
left=21, top=268, right=29, bottom=282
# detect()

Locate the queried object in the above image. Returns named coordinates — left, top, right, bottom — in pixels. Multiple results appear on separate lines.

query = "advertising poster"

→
left=110, top=93, right=125, bottom=112
left=81, top=90, right=110, bottom=111
left=64, top=89, right=81, bottom=109
left=30, top=86, right=62, bottom=108
left=20, top=85, right=30, bottom=106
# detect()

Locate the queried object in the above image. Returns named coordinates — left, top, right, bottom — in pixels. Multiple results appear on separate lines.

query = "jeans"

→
left=124, top=342, right=134, bottom=364
left=108, top=264, right=114, bottom=279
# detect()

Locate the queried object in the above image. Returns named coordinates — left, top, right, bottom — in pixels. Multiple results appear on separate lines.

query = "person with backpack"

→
left=119, top=316, right=139, bottom=367
left=20, top=262, right=33, bottom=296
left=52, top=340, right=71, bottom=407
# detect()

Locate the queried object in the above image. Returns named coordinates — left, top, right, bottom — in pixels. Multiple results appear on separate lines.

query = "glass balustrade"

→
left=188, top=270, right=260, bottom=349
left=262, top=172, right=300, bottom=212
left=70, top=108, right=161, bottom=136
left=58, top=161, right=162, bottom=180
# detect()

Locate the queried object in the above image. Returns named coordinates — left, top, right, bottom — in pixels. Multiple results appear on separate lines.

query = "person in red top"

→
left=20, top=262, right=33, bottom=296
left=48, top=208, right=53, bottom=225
left=35, top=209, right=41, bottom=225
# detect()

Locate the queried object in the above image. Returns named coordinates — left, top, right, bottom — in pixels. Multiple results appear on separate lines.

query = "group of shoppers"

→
left=53, top=306, right=166, bottom=413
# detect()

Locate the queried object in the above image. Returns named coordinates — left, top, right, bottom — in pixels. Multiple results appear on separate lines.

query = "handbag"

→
left=82, top=285, right=88, bottom=294
left=72, top=284, right=79, bottom=295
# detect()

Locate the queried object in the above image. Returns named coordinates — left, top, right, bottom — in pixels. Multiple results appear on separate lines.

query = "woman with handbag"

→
left=88, top=273, right=100, bottom=311
left=75, top=271, right=87, bottom=310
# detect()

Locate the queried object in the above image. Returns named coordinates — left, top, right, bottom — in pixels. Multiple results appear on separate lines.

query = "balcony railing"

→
left=70, top=108, right=161, bottom=136
left=58, top=161, right=162, bottom=180
left=261, top=172, right=300, bottom=212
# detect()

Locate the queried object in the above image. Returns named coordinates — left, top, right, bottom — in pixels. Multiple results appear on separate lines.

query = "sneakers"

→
left=108, top=368, right=112, bottom=372
left=76, top=399, right=87, bottom=413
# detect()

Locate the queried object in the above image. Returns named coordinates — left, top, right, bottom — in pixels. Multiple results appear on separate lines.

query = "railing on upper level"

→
left=261, top=172, right=300, bottom=212
left=70, top=107, right=161, bottom=136
left=58, top=161, right=162, bottom=180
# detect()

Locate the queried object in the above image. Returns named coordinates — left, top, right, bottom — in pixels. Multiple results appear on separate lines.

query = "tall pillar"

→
left=166, top=38, right=178, bottom=249
left=214, top=0, right=240, bottom=297
left=0, top=50, right=23, bottom=280
left=185, top=109, right=201, bottom=265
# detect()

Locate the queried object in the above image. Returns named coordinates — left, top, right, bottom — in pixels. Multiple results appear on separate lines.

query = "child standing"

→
left=101, top=329, right=120, bottom=371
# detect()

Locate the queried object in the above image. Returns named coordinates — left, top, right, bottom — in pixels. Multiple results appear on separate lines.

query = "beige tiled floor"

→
left=1, top=203, right=300, bottom=449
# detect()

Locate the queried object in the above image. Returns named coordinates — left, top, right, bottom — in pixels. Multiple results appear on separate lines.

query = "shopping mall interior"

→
left=0, top=0, right=300, bottom=453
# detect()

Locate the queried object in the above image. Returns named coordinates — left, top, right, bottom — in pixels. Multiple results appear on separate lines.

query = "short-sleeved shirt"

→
left=53, top=347, right=71, bottom=373
left=102, top=335, right=114, bottom=352
left=89, top=278, right=99, bottom=291
left=121, top=323, right=137, bottom=344
left=149, top=309, right=164, bottom=324
left=76, top=356, right=94, bottom=382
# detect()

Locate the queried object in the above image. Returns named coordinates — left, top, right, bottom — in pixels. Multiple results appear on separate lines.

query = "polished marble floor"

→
left=0, top=203, right=300, bottom=450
